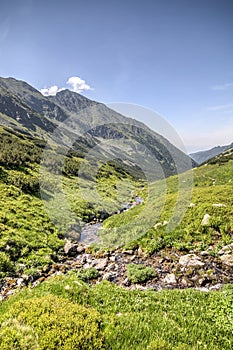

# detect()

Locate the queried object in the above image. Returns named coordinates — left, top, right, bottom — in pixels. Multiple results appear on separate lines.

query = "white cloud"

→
left=40, top=85, right=62, bottom=96
left=66, top=76, right=92, bottom=93
left=206, top=103, right=233, bottom=111
left=40, top=76, right=93, bottom=96
left=211, top=83, right=233, bottom=91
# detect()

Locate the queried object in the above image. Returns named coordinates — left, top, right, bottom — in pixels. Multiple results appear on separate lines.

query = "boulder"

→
left=220, top=254, right=233, bottom=267
left=63, top=241, right=78, bottom=256
left=76, top=244, right=85, bottom=254
left=201, top=214, right=210, bottom=226
left=179, top=254, right=204, bottom=267
left=95, top=258, right=108, bottom=270
left=163, top=273, right=177, bottom=285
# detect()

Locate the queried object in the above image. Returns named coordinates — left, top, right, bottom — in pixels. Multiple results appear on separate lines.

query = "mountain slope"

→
left=190, top=142, right=233, bottom=165
left=0, top=77, right=195, bottom=178
left=204, top=146, right=233, bottom=165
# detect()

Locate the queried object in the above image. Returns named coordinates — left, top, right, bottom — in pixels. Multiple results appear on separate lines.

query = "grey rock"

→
left=200, top=250, right=209, bottom=256
left=76, top=245, right=85, bottom=254
left=102, top=272, right=113, bottom=281
left=16, top=278, right=24, bottom=287
left=195, top=287, right=209, bottom=292
left=123, top=250, right=134, bottom=255
left=220, top=254, right=233, bottom=267
left=218, top=243, right=233, bottom=255
left=201, top=214, right=210, bottom=226
left=163, top=273, right=177, bottom=285
left=209, top=283, right=223, bottom=291
left=179, top=254, right=204, bottom=267
left=95, top=258, right=108, bottom=270
left=64, top=241, right=78, bottom=256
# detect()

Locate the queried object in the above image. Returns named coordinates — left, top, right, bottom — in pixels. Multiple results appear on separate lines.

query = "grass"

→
left=101, top=160, right=233, bottom=253
left=0, top=273, right=232, bottom=349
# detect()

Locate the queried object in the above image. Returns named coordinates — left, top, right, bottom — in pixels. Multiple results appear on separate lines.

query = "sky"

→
left=0, top=0, right=232, bottom=153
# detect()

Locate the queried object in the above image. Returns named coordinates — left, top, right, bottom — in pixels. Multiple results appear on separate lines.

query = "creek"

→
left=80, top=196, right=144, bottom=245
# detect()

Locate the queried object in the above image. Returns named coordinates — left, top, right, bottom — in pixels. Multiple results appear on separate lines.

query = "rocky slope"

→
left=1, top=241, right=233, bottom=300
left=0, top=77, right=195, bottom=178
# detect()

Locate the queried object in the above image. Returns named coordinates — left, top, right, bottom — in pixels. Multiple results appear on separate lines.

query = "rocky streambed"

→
left=1, top=242, right=233, bottom=300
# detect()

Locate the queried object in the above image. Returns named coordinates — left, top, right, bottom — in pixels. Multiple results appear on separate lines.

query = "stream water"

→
left=80, top=196, right=144, bottom=245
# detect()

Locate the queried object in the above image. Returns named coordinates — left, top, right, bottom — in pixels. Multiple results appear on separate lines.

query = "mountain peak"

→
left=49, top=88, right=97, bottom=114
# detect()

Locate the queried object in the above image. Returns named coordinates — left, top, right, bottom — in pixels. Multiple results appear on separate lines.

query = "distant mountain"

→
left=0, top=77, right=195, bottom=179
left=190, top=143, right=233, bottom=165
left=203, top=146, right=233, bottom=165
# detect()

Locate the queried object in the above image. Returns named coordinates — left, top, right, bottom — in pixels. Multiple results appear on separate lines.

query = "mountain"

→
left=190, top=143, right=233, bottom=165
left=203, top=146, right=233, bottom=165
left=0, top=77, right=195, bottom=179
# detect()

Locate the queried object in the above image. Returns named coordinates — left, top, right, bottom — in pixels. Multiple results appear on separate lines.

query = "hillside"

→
left=0, top=77, right=232, bottom=349
left=0, top=77, right=195, bottom=179
left=0, top=148, right=232, bottom=349
left=190, top=142, right=233, bottom=164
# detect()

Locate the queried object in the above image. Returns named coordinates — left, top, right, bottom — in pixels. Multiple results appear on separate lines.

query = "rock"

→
left=163, top=273, right=177, bottom=285
left=181, top=277, right=192, bottom=287
left=209, top=283, right=222, bottom=291
left=95, top=258, right=108, bottom=270
left=83, top=263, right=92, bottom=269
left=195, top=287, right=209, bottom=292
left=200, top=250, right=209, bottom=256
left=137, top=247, right=143, bottom=256
left=66, top=223, right=81, bottom=242
left=106, top=263, right=116, bottom=272
left=218, top=243, right=233, bottom=255
left=6, top=290, right=15, bottom=297
left=179, top=254, right=204, bottom=267
left=102, top=272, right=113, bottom=281
left=201, top=214, right=210, bottom=226
left=220, top=254, right=233, bottom=267
left=189, top=203, right=196, bottom=207
left=64, top=241, right=78, bottom=256
left=85, top=254, right=93, bottom=263
left=76, top=245, right=85, bottom=254
left=122, top=250, right=134, bottom=255
left=16, top=278, right=24, bottom=287
left=122, top=278, right=130, bottom=286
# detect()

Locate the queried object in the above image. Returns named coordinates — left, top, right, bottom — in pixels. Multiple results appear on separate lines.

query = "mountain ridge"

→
left=0, top=76, right=195, bottom=178
left=190, top=142, right=233, bottom=165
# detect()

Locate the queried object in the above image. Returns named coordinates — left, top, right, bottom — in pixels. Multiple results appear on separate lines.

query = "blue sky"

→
left=0, top=0, right=232, bottom=152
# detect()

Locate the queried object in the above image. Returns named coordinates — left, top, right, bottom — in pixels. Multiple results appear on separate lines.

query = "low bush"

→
left=127, top=263, right=156, bottom=283
left=0, top=295, right=104, bottom=350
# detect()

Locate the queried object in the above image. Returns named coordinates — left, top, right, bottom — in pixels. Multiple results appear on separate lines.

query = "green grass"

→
left=0, top=274, right=232, bottom=349
left=102, top=160, right=233, bottom=253
left=0, top=128, right=143, bottom=275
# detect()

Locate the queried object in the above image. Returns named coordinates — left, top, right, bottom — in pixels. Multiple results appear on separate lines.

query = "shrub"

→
left=76, top=267, right=100, bottom=281
left=0, top=252, right=14, bottom=278
left=1, top=295, right=104, bottom=350
left=0, top=318, right=38, bottom=349
left=127, top=263, right=156, bottom=283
